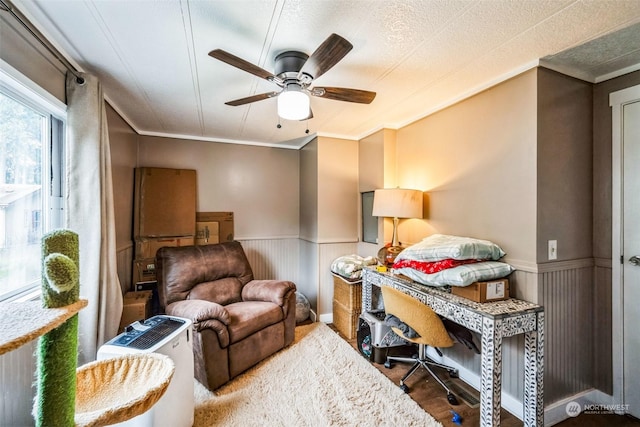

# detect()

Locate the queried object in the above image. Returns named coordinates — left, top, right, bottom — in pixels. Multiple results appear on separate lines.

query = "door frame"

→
left=610, top=83, right=640, bottom=409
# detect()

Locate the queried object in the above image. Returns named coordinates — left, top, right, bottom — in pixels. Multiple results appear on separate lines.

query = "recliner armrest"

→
left=242, top=280, right=296, bottom=307
left=166, top=300, right=231, bottom=347
left=166, top=299, right=230, bottom=326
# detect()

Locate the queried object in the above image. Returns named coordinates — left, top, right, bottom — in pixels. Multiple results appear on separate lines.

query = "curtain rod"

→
left=0, top=0, right=85, bottom=84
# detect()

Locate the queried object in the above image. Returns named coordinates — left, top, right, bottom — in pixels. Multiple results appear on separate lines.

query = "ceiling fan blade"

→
left=209, top=49, right=275, bottom=81
left=225, top=91, right=279, bottom=106
left=298, top=34, right=353, bottom=81
left=312, top=87, right=376, bottom=104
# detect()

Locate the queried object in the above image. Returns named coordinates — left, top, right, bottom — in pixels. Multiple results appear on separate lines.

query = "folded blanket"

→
left=394, top=260, right=513, bottom=287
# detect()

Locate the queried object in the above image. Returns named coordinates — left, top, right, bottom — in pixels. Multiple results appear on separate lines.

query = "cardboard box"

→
left=195, top=221, right=219, bottom=245
left=135, top=235, right=195, bottom=259
left=133, top=258, right=157, bottom=283
left=451, top=278, right=510, bottom=303
left=134, top=167, right=197, bottom=237
left=196, top=212, right=234, bottom=243
left=120, top=291, right=152, bottom=331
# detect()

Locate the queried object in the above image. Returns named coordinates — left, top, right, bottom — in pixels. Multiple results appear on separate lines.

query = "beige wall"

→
left=300, top=136, right=359, bottom=242
left=137, top=136, right=300, bottom=239
left=396, top=69, right=538, bottom=264
left=317, top=136, right=359, bottom=242
left=299, top=136, right=360, bottom=317
left=299, top=138, right=318, bottom=241
left=358, top=129, right=386, bottom=193
left=537, top=68, right=593, bottom=263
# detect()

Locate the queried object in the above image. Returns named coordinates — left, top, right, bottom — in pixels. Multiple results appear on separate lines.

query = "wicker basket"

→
left=332, top=274, right=362, bottom=313
left=333, top=299, right=360, bottom=340
left=332, top=274, right=362, bottom=339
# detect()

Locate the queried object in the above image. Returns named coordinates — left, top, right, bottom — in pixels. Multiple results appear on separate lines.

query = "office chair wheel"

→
left=447, top=393, right=459, bottom=405
left=384, top=360, right=392, bottom=369
left=448, top=369, right=459, bottom=378
left=399, top=383, right=410, bottom=393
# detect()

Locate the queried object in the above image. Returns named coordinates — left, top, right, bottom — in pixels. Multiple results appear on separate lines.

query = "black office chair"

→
left=381, top=285, right=460, bottom=405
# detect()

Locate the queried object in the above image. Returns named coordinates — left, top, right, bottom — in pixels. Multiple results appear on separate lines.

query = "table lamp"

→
left=372, top=188, right=423, bottom=266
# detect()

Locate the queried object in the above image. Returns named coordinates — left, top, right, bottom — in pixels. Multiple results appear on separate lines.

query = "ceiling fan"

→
left=209, top=34, right=376, bottom=121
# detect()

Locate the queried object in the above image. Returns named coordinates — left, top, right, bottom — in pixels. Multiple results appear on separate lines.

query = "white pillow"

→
left=396, top=234, right=506, bottom=262
left=394, top=261, right=513, bottom=287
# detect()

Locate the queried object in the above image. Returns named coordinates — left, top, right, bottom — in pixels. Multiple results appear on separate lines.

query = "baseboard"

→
left=544, top=389, right=617, bottom=426
left=318, top=312, right=333, bottom=324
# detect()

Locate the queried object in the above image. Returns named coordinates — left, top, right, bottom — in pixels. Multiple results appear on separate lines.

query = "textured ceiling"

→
left=10, top=0, right=640, bottom=149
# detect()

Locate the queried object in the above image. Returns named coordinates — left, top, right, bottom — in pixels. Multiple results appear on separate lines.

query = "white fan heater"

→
left=97, top=315, right=194, bottom=427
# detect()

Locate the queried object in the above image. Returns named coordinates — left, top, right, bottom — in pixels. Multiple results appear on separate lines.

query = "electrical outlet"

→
left=548, top=240, right=557, bottom=260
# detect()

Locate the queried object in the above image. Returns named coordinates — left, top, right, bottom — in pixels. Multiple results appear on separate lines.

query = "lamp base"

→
left=377, top=245, right=403, bottom=267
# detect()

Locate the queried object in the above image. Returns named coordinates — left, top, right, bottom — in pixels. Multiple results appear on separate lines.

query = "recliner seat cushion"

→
left=225, top=301, right=283, bottom=343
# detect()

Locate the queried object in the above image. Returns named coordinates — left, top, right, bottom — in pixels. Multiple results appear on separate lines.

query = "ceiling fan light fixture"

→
left=278, top=84, right=309, bottom=120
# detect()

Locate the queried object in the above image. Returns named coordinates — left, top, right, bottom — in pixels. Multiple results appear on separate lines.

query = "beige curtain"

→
left=65, top=72, right=123, bottom=365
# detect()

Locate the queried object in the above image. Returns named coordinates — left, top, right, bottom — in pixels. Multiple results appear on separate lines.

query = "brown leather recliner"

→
left=155, top=241, right=297, bottom=390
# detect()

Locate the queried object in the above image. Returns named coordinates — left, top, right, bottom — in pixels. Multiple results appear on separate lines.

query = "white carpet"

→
left=193, top=322, right=442, bottom=426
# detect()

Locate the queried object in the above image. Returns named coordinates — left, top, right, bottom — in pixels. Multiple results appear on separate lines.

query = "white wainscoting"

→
left=0, top=339, right=37, bottom=426
left=237, top=238, right=301, bottom=283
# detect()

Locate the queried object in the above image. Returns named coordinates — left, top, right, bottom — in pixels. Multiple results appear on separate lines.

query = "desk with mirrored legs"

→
left=362, top=268, right=544, bottom=427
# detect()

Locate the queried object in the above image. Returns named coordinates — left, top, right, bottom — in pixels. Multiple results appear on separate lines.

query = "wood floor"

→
left=326, top=324, right=640, bottom=427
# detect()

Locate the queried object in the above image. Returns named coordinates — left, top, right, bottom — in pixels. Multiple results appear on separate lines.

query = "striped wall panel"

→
left=298, top=239, right=319, bottom=309
left=237, top=238, right=300, bottom=283
left=541, top=264, right=594, bottom=403
left=593, top=263, right=612, bottom=394
left=0, top=339, right=36, bottom=426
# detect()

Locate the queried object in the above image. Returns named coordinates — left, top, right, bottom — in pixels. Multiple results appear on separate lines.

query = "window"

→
left=0, top=63, right=65, bottom=301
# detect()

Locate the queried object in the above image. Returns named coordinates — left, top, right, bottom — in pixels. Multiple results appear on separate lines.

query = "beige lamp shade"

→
left=372, top=188, right=423, bottom=219
left=372, top=188, right=423, bottom=265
